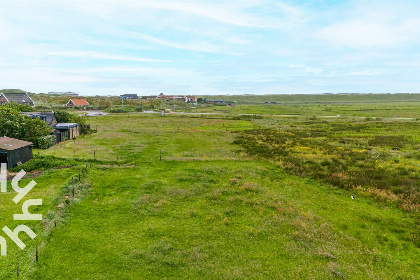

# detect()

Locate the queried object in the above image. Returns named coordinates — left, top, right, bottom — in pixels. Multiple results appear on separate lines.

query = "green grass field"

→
left=1, top=108, right=419, bottom=279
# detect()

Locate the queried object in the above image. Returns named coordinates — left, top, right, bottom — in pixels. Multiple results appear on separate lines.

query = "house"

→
left=23, top=112, right=57, bottom=126
left=53, top=123, right=80, bottom=141
left=48, top=91, right=78, bottom=96
left=66, top=99, right=89, bottom=107
left=0, top=92, right=35, bottom=107
left=206, top=100, right=225, bottom=104
left=140, top=95, right=157, bottom=99
left=157, top=93, right=197, bottom=103
left=186, top=96, right=197, bottom=103
left=120, top=94, right=138, bottom=100
left=0, top=137, right=33, bottom=169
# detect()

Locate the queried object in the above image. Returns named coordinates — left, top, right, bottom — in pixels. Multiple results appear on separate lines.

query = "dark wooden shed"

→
left=0, top=137, right=33, bottom=169
left=53, top=123, right=80, bottom=140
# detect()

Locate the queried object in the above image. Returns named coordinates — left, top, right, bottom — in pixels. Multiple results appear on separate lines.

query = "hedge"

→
left=37, top=135, right=56, bottom=149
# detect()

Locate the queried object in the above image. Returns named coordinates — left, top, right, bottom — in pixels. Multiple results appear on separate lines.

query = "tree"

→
left=54, top=110, right=85, bottom=125
left=0, top=105, right=51, bottom=146
left=5, top=102, right=34, bottom=112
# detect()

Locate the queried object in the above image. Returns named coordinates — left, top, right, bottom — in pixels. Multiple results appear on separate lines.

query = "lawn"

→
left=1, top=112, right=419, bottom=279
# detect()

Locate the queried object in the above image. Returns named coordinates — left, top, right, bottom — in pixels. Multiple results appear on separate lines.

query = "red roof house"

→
left=66, top=99, right=90, bottom=107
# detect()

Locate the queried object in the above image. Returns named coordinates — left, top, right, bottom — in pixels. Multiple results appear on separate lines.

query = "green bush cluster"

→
left=37, top=135, right=56, bottom=149
left=0, top=104, right=51, bottom=146
left=231, top=114, right=263, bottom=120
left=54, top=110, right=85, bottom=124
left=54, top=110, right=93, bottom=135
left=9, top=155, right=79, bottom=172
left=3, top=102, right=34, bottom=112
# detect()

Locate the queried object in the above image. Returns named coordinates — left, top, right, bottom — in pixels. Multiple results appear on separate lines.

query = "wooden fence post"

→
left=36, top=240, right=38, bottom=262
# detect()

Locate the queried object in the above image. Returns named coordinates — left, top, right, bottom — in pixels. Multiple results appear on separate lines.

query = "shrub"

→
left=233, top=126, right=420, bottom=211
left=55, top=110, right=92, bottom=134
left=55, top=110, right=85, bottom=124
left=0, top=105, right=51, bottom=144
left=9, top=155, right=78, bottom=172
left=37, top=135, right=56, bottom=149
left=232, top=114, right=263, bottom=120
left=5, top=102, right=34, bottom=112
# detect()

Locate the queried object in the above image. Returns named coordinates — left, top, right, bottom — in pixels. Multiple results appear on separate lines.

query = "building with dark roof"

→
left=48, top=91, right=78, bottom=96
left=120, top=94, right=138, bottom=99
left=0, top=137, right=33, bottom=169
left=23, top=112, right=57, bottom=126
left=0, top=92, right=35, bottom=107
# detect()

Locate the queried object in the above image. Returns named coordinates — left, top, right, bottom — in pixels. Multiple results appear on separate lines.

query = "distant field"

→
left=195, top=93, right=420, bottom=118
left=1, top=106, right=419, bottom=279
left=192, top=102, right=420, bottom=118
left=203, top=93, right=420, bottom=104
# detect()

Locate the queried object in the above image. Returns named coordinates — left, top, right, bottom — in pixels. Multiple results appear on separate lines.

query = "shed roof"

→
left=0, top=137, right=33, bottom=151
left=54, top=123, right=79, bottom=129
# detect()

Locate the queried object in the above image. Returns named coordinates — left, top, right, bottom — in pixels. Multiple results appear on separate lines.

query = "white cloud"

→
left=287, top=64, right=324, bottom=75
left=48, top=51, right=170, bottom=63
left=1, top=0, right=419, bottom=95
left=315, top=2, right=420, bottom=49
left=347, top=70, right=384, bottom=76
left=58, top=0, right=304, bottom=29
left=316, top=17, right=420, bottom=48
left=135, top=33, right=220, bottom=53
left=87, top=66, right=194, bottom=77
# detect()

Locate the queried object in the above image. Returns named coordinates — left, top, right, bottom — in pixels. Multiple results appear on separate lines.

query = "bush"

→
left=9, top=155, right=78, bottom=172
left=5, top=102, right=34, bottom=112
left=0, top=105, right=51, bottom=145
left=37, top=135, right=56, bottom=149
left=55, top=110, right=93, bottom=134
left=55, top=110, right=85, bottom=124
left=232, top=114, right=263, bottom=120
left=9, top=155, right=105, bottom=172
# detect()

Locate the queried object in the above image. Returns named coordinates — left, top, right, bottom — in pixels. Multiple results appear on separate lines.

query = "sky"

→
left=1, top=0, right=420, bottom=96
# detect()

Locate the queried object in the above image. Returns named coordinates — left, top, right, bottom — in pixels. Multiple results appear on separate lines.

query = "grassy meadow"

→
left=0, top=97, right=419, bottom=279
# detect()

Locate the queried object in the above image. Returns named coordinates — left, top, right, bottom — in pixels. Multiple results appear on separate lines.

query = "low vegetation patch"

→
left=234, top=120, right=420, bottom=212
left=9, top=155, right=105, bottom=172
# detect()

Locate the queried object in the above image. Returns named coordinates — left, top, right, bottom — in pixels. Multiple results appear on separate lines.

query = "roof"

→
left=23, top=112, right=56, bottom=125
left=69, top=99, right=89, bottom=106
left=0, top=137, right=33, bottom=151
left=1, top=92, right=34, bottom=106
left=121, top=94, right=138, bottom=97
left=54, top=123, right=79, bottom=129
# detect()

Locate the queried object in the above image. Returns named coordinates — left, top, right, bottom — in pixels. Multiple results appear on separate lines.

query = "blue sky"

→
left=1, top=0, right=420, bottom=96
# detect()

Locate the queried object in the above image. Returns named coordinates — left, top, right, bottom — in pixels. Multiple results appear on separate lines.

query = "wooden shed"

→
left=0, top=137, right=33, bottom=169
left=54, top=123, right=80, bottom=140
